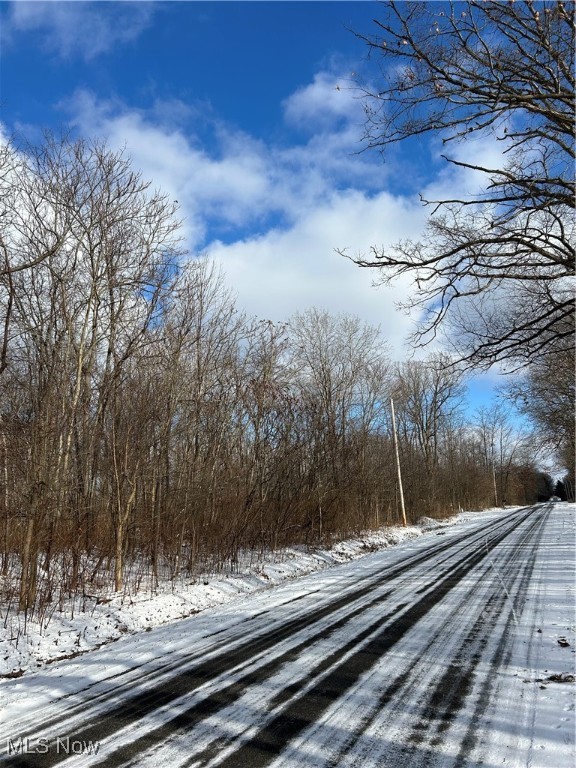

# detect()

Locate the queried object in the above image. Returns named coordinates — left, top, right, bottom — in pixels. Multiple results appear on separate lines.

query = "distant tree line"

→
left=0, top=136, right=560, bottom=622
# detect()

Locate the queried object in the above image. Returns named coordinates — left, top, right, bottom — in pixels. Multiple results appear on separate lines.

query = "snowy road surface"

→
left=1, top=504, right=574, bottom=767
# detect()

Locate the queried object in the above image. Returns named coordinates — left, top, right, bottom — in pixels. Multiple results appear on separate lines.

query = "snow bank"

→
left=0, top=521, right=448, bottom=678
left=4, top=504, right=512, bottom=679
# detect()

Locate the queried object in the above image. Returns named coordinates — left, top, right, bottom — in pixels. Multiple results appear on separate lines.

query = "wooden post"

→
left=390, top=398, right=407, bottom=527
left=491, top=441, right=498, bottom=507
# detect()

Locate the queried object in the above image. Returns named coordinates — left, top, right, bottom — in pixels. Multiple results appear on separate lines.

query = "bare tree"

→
left=474, top=403, right=532, bottom=506
left=0, top=136, right=75, bottom=375
left=288, top=309, right=390, bottom=534
left=159, top=259, right=247, bottom=568
left=392, top=353, right=464, bottom=514
left=342, top=1, right=575, bottom=368
left=2, top=128, right=565, bottom=626
left=506, top=344, right=575, bottom=472
left=1, top=135, right=182, bottom=607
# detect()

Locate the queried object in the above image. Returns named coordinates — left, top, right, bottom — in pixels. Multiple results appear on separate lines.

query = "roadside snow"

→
left=0, top=504, right=572, bottom=768
left=0, top=508, right=523, bottom=680
left=1, top=519, right=453, bottom=678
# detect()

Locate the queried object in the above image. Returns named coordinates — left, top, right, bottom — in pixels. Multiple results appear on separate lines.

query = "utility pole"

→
left=491, top=440, right=498, bottom=507
left=390, top=397, right=407, bottom=527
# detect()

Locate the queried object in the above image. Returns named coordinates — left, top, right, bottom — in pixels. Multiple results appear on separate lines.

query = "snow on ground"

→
left=1, top=516, right=463, bottom=679
left=0, top=504, right=573, bottom=768
left=501, top=502, right=576, bottom=768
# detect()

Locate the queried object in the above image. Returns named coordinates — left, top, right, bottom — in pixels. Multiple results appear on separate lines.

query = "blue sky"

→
left=0, top=0, right=513, bottom=411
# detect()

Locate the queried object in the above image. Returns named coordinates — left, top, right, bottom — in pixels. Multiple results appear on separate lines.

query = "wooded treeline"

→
left=0, top=137, right=557, bottom=619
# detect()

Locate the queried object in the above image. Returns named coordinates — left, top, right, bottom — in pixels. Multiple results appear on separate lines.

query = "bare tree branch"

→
left=344, top=0, right=575, bottom=368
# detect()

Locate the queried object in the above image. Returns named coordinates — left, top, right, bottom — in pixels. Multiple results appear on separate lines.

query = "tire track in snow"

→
left=2, top=511, right=510, bottom=762
left=1, top=506, right=540, bottom=768
left=451, top=505, right=551, bottom=768
left=322, top=506, right=550, bottom=768
left=202, top=509, right=537, bottom=768
left=96, top=509, right=536, bottom=767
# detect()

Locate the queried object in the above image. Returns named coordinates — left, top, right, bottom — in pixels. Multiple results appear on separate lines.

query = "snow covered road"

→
left=1, top=504, right=574, bottom=768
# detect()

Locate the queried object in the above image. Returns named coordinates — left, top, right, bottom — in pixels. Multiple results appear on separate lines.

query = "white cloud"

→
left=56, top=84, right=435, bottom=356
left=422, top=131, right=515, bottom=204
left=206, top=189, right=426, bottom=358
left=283, top=71, right=358, bottom=130
left=64, top=91, right=281, bottom=246
left=4, top=1, right=155, bottom=60
left=63, top=87, right=385, bottom=242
